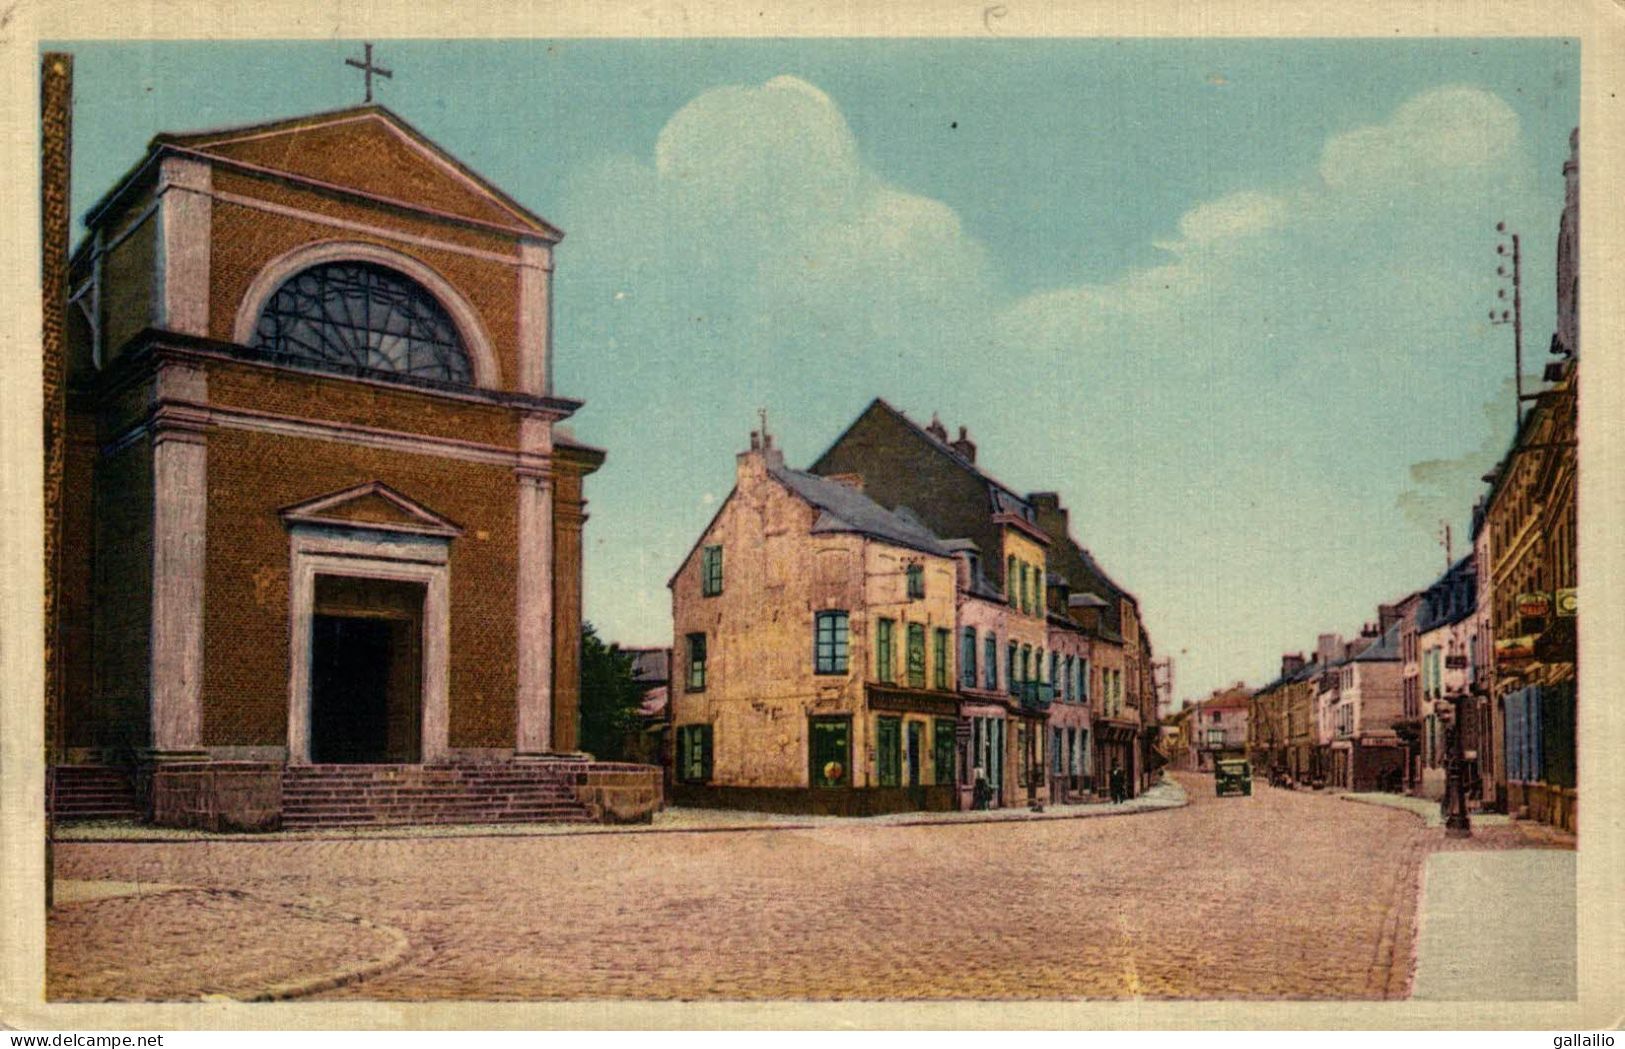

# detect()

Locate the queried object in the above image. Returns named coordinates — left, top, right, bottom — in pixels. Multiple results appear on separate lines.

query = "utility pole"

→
left=1492, top=222, right=1540, bottom=429
left=1438, top=520, right=1453, bottom=571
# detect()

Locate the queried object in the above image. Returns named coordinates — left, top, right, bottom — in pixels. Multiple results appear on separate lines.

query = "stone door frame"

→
left=286, top=526, right=451, bottom=765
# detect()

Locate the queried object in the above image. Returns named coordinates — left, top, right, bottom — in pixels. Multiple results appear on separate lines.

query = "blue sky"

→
left=55, top=39, right=1579, bottom=702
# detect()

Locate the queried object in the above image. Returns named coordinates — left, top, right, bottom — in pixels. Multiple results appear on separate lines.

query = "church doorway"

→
left=309, top=574, right=424, bottom=764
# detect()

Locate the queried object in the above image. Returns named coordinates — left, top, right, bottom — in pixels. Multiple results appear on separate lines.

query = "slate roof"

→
left=770, top=464, right=954, bottom=558
left=1352, top=622, right=1402, bottom=662
left=624, top=648, right=670, bottom=685
left=1416, top=554, right=1478, bottom=634
left=832, top=399, right=1039, bottom=525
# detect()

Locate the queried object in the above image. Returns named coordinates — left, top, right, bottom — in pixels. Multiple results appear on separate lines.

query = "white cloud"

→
left=1318, top=85, right=1520, bottom=190
left=1168, top=190, right=1288, bottom=247
left=558, top=73, right=1543, bottom=698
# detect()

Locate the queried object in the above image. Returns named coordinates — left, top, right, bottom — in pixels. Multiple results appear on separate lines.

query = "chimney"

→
left=826, top=473, right=864, bottom=493
left=1028, top=492, right=1065, bottom=534
left=1316, top=633, right=1342, bottom=666
left=1281, top=652, right=1305, bottom=678
left=737, top=427, right=783, bottom=481
left=951, top=425, right=977, bottom=463
left=925, top=412, right=948, bottom=442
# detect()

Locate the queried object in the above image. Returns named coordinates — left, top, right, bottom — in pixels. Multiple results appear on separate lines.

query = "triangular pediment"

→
left=157, top=105, right=559, bottom=239
left=280, top=481, right=463, bottom=538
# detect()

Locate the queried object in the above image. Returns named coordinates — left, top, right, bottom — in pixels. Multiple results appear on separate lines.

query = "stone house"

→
left=1029, top=493, right=1148, bottom=798
left=668, top=430, right=962, bottom=814
left=1398, top=592, right=1425, bottom=793
left=809, top=401, right=1063, bottom=805
left=1192, top=685, right=1250, bottom=769
left=1327, top=624, right=1403, bottom=792
left=1415, top=556, right=1479, bottom=800
left=1253, top=652, right=1323, bottom=785
left=1042, top=599, right=1095, bottom=804
left=1249, top=656, right=1298, bottom=774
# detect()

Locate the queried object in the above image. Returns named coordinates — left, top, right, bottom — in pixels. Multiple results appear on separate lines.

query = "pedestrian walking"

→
left=1109, top=763, right=1126, bottom=804
left=972, top=766, right=992, bottom=811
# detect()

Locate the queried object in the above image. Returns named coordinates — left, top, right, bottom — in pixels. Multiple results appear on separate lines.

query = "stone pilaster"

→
left=550, top=465, right=588, bottom=753
left=156, top=155, right=211, bottom=337
left=517, top=240, right=553, bottom=396
left=148, top=361, right=209, bottom=754
left=515, top=415, right=555, bottom=754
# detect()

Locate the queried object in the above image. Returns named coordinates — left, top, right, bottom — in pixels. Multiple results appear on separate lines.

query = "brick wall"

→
left=810, top=406, right=1005, bottom=590
left=59, top=406, right=99, bottom=748
left=100, top=215, right=158, bottom=365
left=207, top=357, right=520, bottom=448
left=200, top=422, right=520, bottom=750
left=92, top=438, right=153, bottom=752
left=205, top=121, right=524, bottom=233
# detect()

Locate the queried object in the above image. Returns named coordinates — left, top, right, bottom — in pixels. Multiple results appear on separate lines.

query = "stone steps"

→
left=280, top=763, right=595, bottom=828
left=50, top=766, right=140, bottom=822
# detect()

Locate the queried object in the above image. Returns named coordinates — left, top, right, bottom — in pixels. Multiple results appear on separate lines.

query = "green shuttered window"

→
left=677, top=724, right=713, bottom=783
left=700, top=545, right=723, bottom=597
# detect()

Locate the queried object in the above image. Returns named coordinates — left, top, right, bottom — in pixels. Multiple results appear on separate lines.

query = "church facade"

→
left=56, top=104, right=653, bottom=828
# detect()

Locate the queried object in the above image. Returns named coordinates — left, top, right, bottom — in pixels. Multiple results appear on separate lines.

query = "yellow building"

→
left=1481, top=127, right=1578, bottom=832
left=669, top=431, right=962, bottom=814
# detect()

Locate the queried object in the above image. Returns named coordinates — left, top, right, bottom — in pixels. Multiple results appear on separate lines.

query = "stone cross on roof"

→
left=345, top=42, right=393, bottom=103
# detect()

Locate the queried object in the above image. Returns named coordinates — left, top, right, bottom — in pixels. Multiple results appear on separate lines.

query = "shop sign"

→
left=1494, top=635, right=1537, bottom=666
left=1555, top=587, right=1578, bottom=617
left=1517, top=592, right=1552, bottom=618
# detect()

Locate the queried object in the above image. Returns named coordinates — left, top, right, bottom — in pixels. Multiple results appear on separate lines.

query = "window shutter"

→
left=700, top=725, right=714, bottom=783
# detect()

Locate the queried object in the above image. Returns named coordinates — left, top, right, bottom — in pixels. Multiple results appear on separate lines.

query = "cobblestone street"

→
left=49, top=774, right=1564, bottom=1002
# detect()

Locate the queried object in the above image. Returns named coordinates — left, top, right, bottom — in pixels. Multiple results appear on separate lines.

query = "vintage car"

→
left=1215, top=758, right=1253, bottom=797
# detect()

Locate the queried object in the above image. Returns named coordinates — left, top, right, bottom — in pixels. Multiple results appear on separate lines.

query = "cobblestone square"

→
left=47, top=775, right=1568, bottom=1003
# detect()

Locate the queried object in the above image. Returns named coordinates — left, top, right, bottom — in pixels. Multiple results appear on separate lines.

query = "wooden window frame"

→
left=876, top=618, right=896, bottom=684
left=685, top=632, right=708, bottom=692
left=700, top=544, right=723, bottom=597
left=906, top=622, right=927, bottom=689
left=814, top=610, right=850, bottom=675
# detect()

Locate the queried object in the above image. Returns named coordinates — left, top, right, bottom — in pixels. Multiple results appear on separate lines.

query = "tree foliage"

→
left=578, top=622, right=647, bottom=761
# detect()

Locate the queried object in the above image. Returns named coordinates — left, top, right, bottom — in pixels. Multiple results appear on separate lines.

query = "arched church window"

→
left=250, top=261, right=472, bottom=383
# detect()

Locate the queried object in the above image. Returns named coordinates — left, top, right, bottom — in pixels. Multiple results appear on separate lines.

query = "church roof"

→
left=85, top=104, right=561, bottom=241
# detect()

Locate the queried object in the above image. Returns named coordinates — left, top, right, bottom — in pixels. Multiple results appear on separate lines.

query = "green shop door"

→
left=934, top=718, right=957, bottom=786
left=810, top=716, right=851, bottom=788
left=906, top=721, right=924, bottom=787
left=877, top=716, right=902, bottom=787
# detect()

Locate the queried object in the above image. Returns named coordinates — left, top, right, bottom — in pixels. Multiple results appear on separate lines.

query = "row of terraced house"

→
left=664, top=400, right=1161, bottom=815
left=1249, top=129, right=1579, bottom=832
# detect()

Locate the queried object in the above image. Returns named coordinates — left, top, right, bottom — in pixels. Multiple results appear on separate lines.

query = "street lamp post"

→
left=1442, top=634, right=1472, bottom=838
